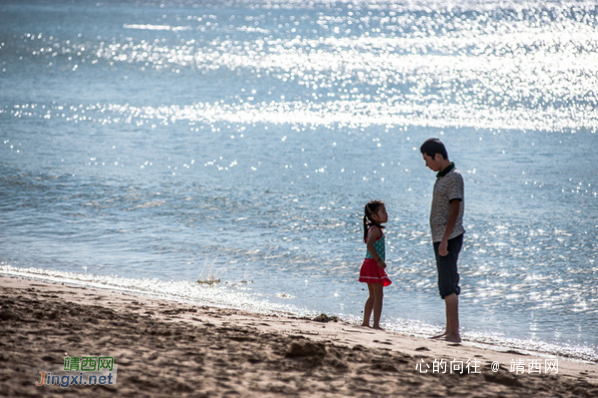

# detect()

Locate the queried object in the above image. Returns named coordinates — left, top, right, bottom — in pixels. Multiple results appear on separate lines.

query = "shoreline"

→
left=1, top=275, right=596, bottom=397
left=2, top=266, right=595, bottom=363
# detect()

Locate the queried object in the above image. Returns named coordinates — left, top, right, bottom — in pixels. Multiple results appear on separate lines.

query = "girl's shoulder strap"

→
left=366, top=225, right=382, bottom=241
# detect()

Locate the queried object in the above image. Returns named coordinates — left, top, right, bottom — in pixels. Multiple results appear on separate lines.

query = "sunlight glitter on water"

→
left=1, top=0, right=596, bottom=361
left=10, top=10, right=598, bottom=133
left=7, top=99, right=597, bottom=132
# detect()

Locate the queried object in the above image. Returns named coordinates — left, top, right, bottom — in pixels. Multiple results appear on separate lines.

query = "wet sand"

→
left=1, top=276, right=596, bottom=397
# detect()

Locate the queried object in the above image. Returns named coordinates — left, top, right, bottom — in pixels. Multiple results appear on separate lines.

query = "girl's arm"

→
left=366, top=226, right=387, bottom=269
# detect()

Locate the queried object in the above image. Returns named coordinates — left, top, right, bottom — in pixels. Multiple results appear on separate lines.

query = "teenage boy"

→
left=420, top=138, right=465, bottom=343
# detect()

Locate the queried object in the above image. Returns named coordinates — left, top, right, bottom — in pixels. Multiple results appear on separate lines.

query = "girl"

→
left=359, top=200, right=391, bottom=330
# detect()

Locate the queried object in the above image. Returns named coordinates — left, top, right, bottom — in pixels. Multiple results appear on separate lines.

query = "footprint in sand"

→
left=373, top=340, right=392, bottom=345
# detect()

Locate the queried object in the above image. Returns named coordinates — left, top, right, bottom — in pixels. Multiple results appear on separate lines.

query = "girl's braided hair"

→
left=363, top=200, right=385, bottom=243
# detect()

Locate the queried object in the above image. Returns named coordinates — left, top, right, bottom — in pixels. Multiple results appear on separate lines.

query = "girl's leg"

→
left=371, top=283, right=384, bottom=330
left=361, top=283, right=374, bottom=327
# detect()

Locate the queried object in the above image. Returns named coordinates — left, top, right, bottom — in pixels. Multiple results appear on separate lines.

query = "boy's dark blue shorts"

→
left=433, top=234, right=463, bottom=299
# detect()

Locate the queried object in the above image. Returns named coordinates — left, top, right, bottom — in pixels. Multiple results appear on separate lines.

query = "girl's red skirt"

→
left=359, top=258, right=391, bottom=286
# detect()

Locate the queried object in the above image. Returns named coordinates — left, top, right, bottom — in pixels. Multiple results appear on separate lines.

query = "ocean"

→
left=1, top=0, right=596, bottom=362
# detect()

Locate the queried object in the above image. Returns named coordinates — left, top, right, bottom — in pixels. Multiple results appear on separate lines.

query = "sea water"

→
left=1, top=0, right=597, bottom=362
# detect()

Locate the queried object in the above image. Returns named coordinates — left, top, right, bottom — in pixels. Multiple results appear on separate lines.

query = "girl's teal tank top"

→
left=365, top=226, right=385, bottom=261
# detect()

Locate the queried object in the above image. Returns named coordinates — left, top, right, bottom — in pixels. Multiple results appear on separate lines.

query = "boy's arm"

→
left=366, top=227, right=387, bottom=269
left=439, top=199, right=461, bottom=256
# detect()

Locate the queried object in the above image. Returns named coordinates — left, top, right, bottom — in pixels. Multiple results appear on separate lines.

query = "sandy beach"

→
left=0, top=275, right=596, bottom=397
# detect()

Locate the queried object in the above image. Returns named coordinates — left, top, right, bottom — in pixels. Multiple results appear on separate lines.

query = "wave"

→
left=123, top=24, right=191, bottom=31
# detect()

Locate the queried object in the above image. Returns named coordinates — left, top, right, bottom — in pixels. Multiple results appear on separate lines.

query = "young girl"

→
left=359, top=200, right=391, bottom=330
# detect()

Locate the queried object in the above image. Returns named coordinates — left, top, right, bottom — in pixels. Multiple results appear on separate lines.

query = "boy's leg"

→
left=372, top=283, right=384, bottom=329
left=429, top=242, right=451, bottom=339
left=430, top=295, right=459, bottom=340
left=444, top=293, right=460, bottom=342
left=432, top=235, right=463, bottom=341
left=361, top=283, right=374, bottom=327
left=430, top=312, right=449, bottom=339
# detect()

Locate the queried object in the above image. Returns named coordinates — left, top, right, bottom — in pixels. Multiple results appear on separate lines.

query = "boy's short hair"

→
left=420, top=138, right=448, bottom=160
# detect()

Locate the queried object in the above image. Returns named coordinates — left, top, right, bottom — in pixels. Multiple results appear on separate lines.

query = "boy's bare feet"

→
left=444, top=333, right=461, bottom=343
left=373, top=326, right=384, bottom=331
left=429, top=331, right=448, bottom=339
left=361, top=323, right=371, bottom=328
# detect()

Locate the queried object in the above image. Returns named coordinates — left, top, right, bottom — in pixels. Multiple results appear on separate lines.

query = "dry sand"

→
left=1, top=275, right=596, bottom=397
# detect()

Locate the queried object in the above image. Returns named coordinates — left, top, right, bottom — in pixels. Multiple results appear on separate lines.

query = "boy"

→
left=420, top=138, right=465, bottom=343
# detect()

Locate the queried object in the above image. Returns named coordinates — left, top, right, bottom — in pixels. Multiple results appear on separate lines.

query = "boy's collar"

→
left=436, top=162, right=455, bottom=178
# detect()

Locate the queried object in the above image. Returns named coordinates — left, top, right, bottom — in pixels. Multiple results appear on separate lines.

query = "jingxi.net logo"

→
left=36, top=355, right=117, bottom=388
